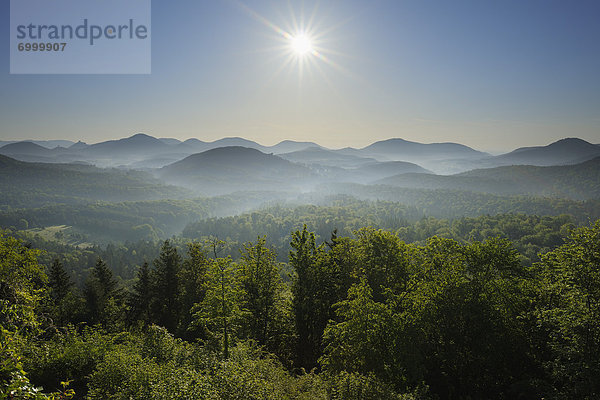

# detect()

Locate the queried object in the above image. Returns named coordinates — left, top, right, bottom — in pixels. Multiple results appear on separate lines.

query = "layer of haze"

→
left=1, top=0, right=599, bottom=152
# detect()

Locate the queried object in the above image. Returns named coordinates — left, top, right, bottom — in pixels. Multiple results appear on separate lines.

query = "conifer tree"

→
left=151, top=240, right=182, bottom=332
left=290, top=225, right=322, bottom=369
left=128, top=262, right=152, bottom=324
left=84, top=257, right=121, bottom=325
left=47, top=258, right=72, bottom=302
left=178, top=242, right=209, bottom=339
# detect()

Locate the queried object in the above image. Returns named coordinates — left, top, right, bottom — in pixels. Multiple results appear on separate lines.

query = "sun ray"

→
left=306, top=0, right=321, bottom=33
left=286, top=0, right=300, bottom=37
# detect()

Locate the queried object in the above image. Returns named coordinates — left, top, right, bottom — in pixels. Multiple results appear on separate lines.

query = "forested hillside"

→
left=183, top=204, right=577, bottom=266
left=320, top=185, right=600, bottom=220
left=0, top=154, right=190, bottom=208
left=377, top=157, right=600, bottom=200
left=2, top=219, right=600, bottom=399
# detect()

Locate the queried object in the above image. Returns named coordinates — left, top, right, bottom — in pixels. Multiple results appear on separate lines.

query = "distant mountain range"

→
left=1, top=134, right=599, bottom=176
left=0, top=140, right=75, bottom=149
left=0, top=134, right=324, bottom=169
left=2, top=139, right=598, bottom=201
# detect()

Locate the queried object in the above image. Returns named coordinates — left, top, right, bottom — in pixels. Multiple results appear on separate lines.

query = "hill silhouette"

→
left=493, top=138, right=600, bottom=166
left=376, top=156, right=600, bottom=200
left=362, top=138, right=488, bottom=160
left=159, top=146, right=315, bottom=194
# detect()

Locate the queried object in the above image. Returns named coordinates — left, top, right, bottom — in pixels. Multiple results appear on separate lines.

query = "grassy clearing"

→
left=26, top=225, right=93, bottom=249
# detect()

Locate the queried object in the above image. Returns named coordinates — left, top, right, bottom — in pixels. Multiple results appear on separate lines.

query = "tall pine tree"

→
left=84, top=257, right=121, bottom=325
left=290, top=225, right=322, bottom=369
left=128, top=262, right=152, bottom=324
left=47, top=258, right=72, bottom=302
left=178, top=243, right=209, bottom=339
left=151, top=240, right=182, bottom=332
left=47, top=258, right=76, bottom=325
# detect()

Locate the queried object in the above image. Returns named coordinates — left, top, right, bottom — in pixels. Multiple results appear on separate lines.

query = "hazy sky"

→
left=1, top=0, right=599, bottom=151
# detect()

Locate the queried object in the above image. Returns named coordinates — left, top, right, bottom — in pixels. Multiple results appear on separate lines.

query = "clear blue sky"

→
left=2, top=0, right=599, bottom=151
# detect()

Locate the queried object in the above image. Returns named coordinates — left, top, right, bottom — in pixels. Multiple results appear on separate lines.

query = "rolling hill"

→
left=0, top=140, right=74, bottom=149
left=376, top=156, right=600, bottom=200
left=0, top=141, right=56, bottom=156
left=269, top=140, right=323, bottom=154
left=352, top=161, right=431, bottom=178
left=493, top=138, right=600, bottom=166
left=361, top=138, right=488, bottom=160
left=0, top=154, right=189, bottom=207
left=158, top=146, right=316, bottom=194
left=280, top=147, right=377, bottom=167
left=332, top=138, right=491, bottom=174
left=2, top=134, right=598, bottom=174
left=85, top=133, right=170, bottom=156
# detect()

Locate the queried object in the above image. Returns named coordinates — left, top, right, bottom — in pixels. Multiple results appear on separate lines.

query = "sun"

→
left=234, top=1, right=348, bottom=80
left=290, top=33, right=313, bottom=56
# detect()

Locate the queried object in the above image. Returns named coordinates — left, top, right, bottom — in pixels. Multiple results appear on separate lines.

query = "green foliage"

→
left=354, top=228, right=411, bottom=301
left=177, top=243, right=210, bottom=339
left=0, top=233, right=80, bottom=399
left=238, top=237, right=287, bottom=349
left=0, top=232, right=46, bottom=334
left=45, top=259, right=81, bottom=327
left=87, top=326, right=216, bottom=400
left=326, top=371, right=424, bottom=400
left=84, top=258, right=123, bottom=327
left=0, top=158, right=189, bottom=209
left=210, top=341, right=327, bottom=400
left=536, top=220, right=600, bottom=398
left=151, top=241, right=182, bottom=332
left=184, top=200, right=417, bottom=260
left=24, top=327, right=114, bottom=397
left=127, top=262, right=152, bottom=325
left=323, top=184, right=600, bottom=221
left=4, top=199, right=588, bottom=295
left=27, top=326, right=328, bottom=400
left=321, top=233, right=539, bottom=397
left=1, top=327, right=49, bottom=400
left=290, top=225, right=323, bottom=369
left=192, top=239, right=246, bottom=358
left=184, top=200, right=585, bottom=266
left=47, top=259, right=72, bottom=303
left=0, top=192, right=288, bottom=244
left=3, top=216, right=600, bottom=399
left=321, top=279, right=391, bottom=378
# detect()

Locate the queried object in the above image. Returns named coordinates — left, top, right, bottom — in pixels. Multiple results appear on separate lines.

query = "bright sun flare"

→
left=236, top=1, right=345, bottom=78
left=290, top=33, right=312, bottom=55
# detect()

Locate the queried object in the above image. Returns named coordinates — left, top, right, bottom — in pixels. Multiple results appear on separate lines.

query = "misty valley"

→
left=2, top=134, right=600, bottom=399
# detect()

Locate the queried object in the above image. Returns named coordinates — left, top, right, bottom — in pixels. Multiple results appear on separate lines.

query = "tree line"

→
left=10, top=210, right=582, bottom=289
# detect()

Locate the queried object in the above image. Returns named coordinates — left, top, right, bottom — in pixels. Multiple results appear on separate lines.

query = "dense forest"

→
left=2, top=218, right=600, bottom=399
left=2, top=193, right=598, bottom=245
left=4, top=209, right=582, bottom=287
